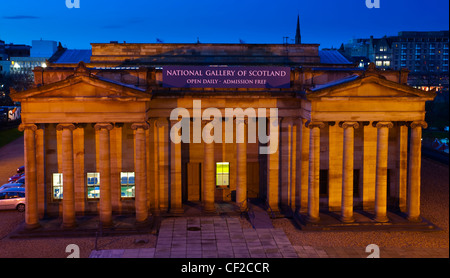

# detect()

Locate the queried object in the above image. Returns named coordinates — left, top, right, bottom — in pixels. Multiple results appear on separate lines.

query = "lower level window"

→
left=121, top=172, right=135, bottom=198
left=216, top=162, right=230, bottom=188
left=53, top=173, right=63, bottom=200
left=87, top=172, right=100, bottom=199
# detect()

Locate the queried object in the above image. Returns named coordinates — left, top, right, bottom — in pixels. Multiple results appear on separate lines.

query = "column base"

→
left=61, top=221, right=77, bottom=229
left=169, top=207, right=185, bottom=215
left=374, top=215, right=389, bottom=223
left=340, top=215, right=355, bottom=223
left=307, top=215, right=320, bottom=224
left=25, top=222, right=41, bottom=230
left=407, top=215, right=422, bottom=223
left=135, top=218, right=151, bottom=228
left=202, top=203, right=216, bottom=214
left=99, top=220, right=114, bottom=229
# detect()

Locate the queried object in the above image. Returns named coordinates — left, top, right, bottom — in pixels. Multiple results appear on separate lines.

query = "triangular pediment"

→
left=11, top=73, right=151, bottom=102
left=307, top=74, right=436, bottom=101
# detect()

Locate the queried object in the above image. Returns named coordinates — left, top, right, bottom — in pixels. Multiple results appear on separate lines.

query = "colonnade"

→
left=19, top=117, right=426, bottom=229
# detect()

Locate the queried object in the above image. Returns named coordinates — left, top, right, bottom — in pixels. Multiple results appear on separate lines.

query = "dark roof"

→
left=50, top=49, right=91, bottom=64
left=310, top=74, right=360, bottom=91
left=319, top=50, right=352, bottom=65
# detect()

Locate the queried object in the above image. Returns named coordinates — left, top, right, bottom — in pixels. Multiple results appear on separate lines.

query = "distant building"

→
left=30, top=40, right=58, bottom=58
left=10, top=40, right=58, bottom=76
left=340, top=31, right=449, bottom=91
left=0, top=40, right=32, bottom=76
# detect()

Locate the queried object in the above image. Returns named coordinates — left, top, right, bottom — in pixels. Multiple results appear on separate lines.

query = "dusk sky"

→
left=0, top=0, right=449, bottom=49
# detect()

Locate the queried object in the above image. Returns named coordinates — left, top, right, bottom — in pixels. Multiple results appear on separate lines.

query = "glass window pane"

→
left=87, top=173, right=100, bottom=198
left=52, top=173, right=63, bottom=200
left=216, top=162, right=230, bottom=188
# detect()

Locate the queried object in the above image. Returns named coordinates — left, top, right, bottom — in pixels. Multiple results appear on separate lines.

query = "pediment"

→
left=307, top=75, right=436, bottom=101
left=11, top=74, right=151, bottom=102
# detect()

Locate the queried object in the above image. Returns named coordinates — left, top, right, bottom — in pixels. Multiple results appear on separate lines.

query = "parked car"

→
left=16, top=166, right=25, bottom=174
left=8, top=172, right=24, bottom=183
left=0, top=183, right=24, bottom=192
left=0, top=188, right=25, bottom=212
left=14, top=176, right=25, bottom=185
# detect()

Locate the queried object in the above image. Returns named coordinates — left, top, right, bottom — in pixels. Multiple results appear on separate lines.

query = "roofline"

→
left=90, top=42, right=321, bottom=47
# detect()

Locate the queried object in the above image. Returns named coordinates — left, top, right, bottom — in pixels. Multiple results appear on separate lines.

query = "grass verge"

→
left=0, top=127, right=23, bottom=149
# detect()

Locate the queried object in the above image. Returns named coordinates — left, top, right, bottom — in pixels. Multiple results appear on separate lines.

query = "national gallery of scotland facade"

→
left=11, top=42, right=435, bottom=229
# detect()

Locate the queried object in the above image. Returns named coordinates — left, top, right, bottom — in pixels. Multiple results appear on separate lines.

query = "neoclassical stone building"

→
left=11, top=43, right=435, bottom=229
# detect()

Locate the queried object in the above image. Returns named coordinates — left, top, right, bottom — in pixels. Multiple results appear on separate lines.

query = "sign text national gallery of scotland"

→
left=163, top=66, right=291, bottom=89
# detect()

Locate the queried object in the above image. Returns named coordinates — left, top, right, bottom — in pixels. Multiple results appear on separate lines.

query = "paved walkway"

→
left=89, top=215, right=449, bottom=258
left=90, top=216, right=298, bottom=258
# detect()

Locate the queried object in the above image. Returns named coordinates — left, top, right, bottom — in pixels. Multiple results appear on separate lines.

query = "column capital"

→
left=147, top=118, right=158, bottom=126
left=94, top=123, right=114, bottom=131
left=155, top=118, right=169, bottom=128
left=305, top=121, right=326, bottom=129
left=373, top=121, right=394, bottom=129
left=18, top=123, right=38, bottom=132
left=131, top=122, right=149, bottom=130
left=339, top=121, right=360, bottom=129
left=56, top=123, right=77, bottom=131
left=409, top=120, right=428, bottom=129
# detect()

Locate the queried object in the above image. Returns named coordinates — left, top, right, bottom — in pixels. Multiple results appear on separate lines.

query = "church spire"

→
left=295, top=14, right=301, bottom=44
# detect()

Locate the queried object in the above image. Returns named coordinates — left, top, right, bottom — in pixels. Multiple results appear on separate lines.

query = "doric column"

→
left=407, top=121, right=427, bottom=222
left=203, top=120, right=216, bottom=213
left=131, top=122, right=149, bottom=223
left=306, top=121, right=325, bottom=223
left=19, top=124, right=39, bottom=229
left=169, top=119, right=183, bottom=215
left=374, top=121, right=393, bottom=223
left=340, top=121, right=359, bottom=223
left=56, top=123, right=77, bottom=228
left=147, top=118, right=160, bottom=215
left=94, top=123, right=114, bottom=227
left=236, top=117, right=248, bottom=211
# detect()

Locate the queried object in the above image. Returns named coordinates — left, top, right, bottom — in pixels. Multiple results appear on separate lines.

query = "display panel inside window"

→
left=120, top=172, right=135, bottom=198
left=53, top=173, right=63, bottom=200
left=87, top=172, right=100, bottom=199
left=216, top=162, right=230, bottom=188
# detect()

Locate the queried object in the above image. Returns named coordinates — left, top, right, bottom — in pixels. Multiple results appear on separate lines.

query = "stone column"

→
left=236, top=117, right=248, bottom=211
left=56, top=124, right=77, bottom=228
left=299, top=119, right=309, bottom=213
left=94, top=123, right=114, bottom=227
left=266, top=117, right=281, bottom=214
left=280, top=117, right=293, bottom=211
left=407, top=121, right=427, bottom=222
left=203, top=120, right=216, bottom=213
left=397, top=122, right=409, bottom=213
left=374, top=121, right=393, bottom=223
left=169, top=120, right=183, bottom=215
left=19, top=124, right=39, bottom=229
left=147, top=119, right=160, bottom=215
left=156, top=118, right=170, bottom=210
left=340, top=121, right=359, bottom=223
left=306, top=121, right=325, bottom=223
left=131, top=123, right=149, bottom=223
left=328, top=122, right=343, bottom=212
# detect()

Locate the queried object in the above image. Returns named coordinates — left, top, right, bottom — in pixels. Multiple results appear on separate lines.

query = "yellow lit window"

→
left=216, top=162, right=230, bottom=188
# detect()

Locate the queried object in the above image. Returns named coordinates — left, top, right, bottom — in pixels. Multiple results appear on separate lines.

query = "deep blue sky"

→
left=0, top=0, right=448, bottom=50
